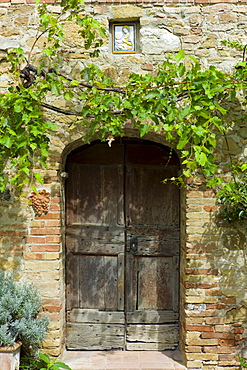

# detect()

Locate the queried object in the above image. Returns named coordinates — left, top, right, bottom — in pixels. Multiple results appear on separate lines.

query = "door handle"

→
left=130, top=237, right=138, bottom=253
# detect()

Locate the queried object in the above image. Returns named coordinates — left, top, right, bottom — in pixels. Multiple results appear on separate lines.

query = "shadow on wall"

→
left=187, top=210, right=247, bottom=355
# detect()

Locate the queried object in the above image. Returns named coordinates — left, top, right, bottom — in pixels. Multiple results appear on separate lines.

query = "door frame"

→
left=62, top=131, right=184, bottom=352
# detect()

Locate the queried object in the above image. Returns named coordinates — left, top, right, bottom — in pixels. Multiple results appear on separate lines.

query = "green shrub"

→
left=20, top=352, right=72, bottom=370
left=0, top=273, right=49, bottom=355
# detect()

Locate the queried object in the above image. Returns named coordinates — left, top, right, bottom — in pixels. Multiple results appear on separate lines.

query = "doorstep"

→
left=59, top=349, right=187, bottom=370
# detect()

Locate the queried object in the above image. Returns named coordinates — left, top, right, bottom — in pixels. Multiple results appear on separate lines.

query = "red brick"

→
left=23, top=252, right=45, bottom=260
left=26, top=236, right=46, bottom=243
left=206, top=304, right=226, bottom=310
left=185, top=325, right=213, bottom=332
left=43, top=305, right=62, bottom=313
left=31, top=244, right=60, bottom=252
left=204, top=205, right=218, bottom=212
left=205, top=289, right=222, bottom=296
left=220, top=297, right=236, bottom=304
left=233, top=327, right=244, bottom=334
left=219, top=339, right=235, bottom=347
left=202, top=332, right=235, bottom=339
left=46, top=236, right=60, bottom=243
left=185, top=268, right=218, bottom=275
left=51, top=197, right=60, bottom=203
left=50, top=204, right=60, bottom=211
left=31, top=228, right=61, bottom=235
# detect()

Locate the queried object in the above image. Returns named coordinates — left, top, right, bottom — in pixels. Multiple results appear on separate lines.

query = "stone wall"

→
left=0, top=0, right=247, bottom=369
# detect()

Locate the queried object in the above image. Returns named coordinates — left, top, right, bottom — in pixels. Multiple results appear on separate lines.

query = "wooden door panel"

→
left=67, top=323, right=125, bottom=350
left=125, top=143, right=180, bottom=350
left=137, top=256, right=176, bottom=310
left=78, top=255, right=117, bottom=310
left=126, top=165, right=179, bottom=227
left=66, top=225, right=125, bottom=255
left=66, top=164, right=124, bottom=226
left=68, top=308, right=125, bottom=323
left=126, top=324, right=179, bottom=350
left=66, top=143, right=125, bottom=350
left=67, top=308, right=125, bottom=350
left=125, top=254, right=179, bottom=314
left=125, top=226, right=179, bottom=256
left=126, top=311, right=179, bottom=323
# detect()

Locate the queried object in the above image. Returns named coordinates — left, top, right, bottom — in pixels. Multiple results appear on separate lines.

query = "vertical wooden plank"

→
left=79, top=255, right=104, bottom=309
left=173, top=256, right=179, bottom=312
left=105, top=256, right=118, bottom=310
left=102, top=166, right=120, bottom=225
left=117, top=253, right=124, bottom=310
left=125, top=253, right=137, bottom=312
left=117, top=164, right=124, bottom=226
left=66, top=254, right=80, bottom=311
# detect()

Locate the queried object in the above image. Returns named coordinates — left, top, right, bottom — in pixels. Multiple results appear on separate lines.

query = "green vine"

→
left=217, top=164, right=247, bottom=223
left=0, top=0, right=246, bottom=222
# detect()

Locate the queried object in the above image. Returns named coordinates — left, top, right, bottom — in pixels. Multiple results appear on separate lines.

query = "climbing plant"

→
left=0, top=0, right=246, bottom=222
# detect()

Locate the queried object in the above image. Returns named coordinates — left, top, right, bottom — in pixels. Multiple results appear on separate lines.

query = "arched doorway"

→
left=65, top=138, right=180, bottom=350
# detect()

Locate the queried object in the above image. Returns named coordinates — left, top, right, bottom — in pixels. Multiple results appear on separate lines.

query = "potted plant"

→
left=0, top=273, right=49, bottom=370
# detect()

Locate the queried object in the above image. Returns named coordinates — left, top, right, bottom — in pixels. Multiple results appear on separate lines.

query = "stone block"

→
left=186, top=339, right=218, bottom=346
left=218, top=13, right=237, bottom=23
left=199, top=34, right=218, bottom=49
left=226, top=307, right=247, bottom=324
left=185, top=296, right=218, bottom=304
left=140, top=28, right=181, bottom=54
left=186, top=360, right=202, bottom=368
left=222, top=137, right=242, bottom=155
left=112, top=6, right=143, bottom=19
left=186, top=353, right=218, bottom=361
left=0, top=36, right=20, bottom=50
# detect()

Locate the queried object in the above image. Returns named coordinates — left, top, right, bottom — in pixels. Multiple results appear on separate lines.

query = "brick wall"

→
left=181, top=185, right=247, bottom=369
left=0, top=1, right=247, bottom=368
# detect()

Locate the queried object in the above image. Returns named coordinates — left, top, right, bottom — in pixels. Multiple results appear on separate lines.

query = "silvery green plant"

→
left=0, top=273, right=49, bottom=355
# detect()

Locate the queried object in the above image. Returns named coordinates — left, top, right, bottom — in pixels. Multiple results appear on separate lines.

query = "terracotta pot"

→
left=0, top=342, right=21, bottom=370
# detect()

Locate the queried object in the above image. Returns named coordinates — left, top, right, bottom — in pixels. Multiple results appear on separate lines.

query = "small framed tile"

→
left=112, top=23, right=136, bottom=54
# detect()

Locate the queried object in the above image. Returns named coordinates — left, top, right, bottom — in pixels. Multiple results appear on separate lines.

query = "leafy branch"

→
left=0, top=1, right=246, bottom=222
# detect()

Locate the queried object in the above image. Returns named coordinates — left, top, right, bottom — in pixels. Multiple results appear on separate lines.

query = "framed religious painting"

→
left=112, top=24, right=136, bottom=54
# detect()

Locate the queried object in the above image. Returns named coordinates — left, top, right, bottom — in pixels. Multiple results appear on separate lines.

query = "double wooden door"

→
left=65, top=139, right=180, bottom=350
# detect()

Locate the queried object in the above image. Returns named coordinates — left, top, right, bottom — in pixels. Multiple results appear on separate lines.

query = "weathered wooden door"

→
left=66, top=139, right=180, bottom=350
